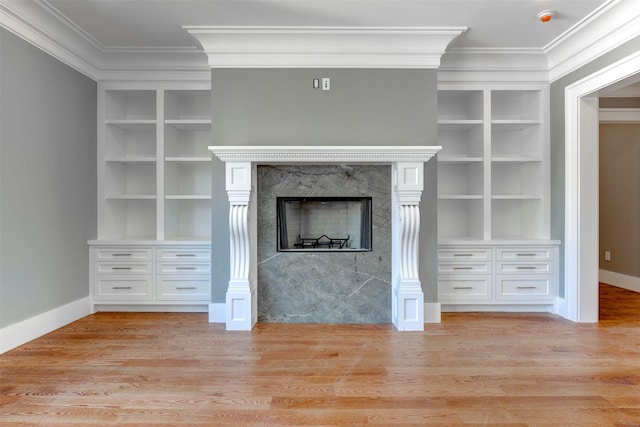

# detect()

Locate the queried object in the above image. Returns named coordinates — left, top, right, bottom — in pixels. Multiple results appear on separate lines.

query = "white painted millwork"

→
left=563, top=49, right=640, bottom=323
left=184, top=26, right=467, bottom=69
left=91, top=83, right=213, bottom=311
left=438, top=243, right=559, bottom=310
left=210, top=146, right=440, bottom=331
left=437, top=83, right=560, bottom=311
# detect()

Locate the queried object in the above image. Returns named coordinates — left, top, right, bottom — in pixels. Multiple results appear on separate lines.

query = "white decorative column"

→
left=224, top=162, right=257, bottom=331
left=392, top=162, right=425, bottom=331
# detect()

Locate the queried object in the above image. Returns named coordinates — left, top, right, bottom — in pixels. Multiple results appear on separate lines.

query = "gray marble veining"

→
left=257, top=165, right=391, bottom=323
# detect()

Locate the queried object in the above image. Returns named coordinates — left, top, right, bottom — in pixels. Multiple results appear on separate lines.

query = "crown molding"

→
left=0, top=1, right=101, bottom=79
left=2, top=0, right=637, bottom=82
left=546, top=0, right=640, bottom=82
left=184, top=26, right=467, bottom=69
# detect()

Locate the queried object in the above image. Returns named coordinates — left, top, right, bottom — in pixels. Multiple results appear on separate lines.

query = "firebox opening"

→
left=276, top=197, right=372, bottom=252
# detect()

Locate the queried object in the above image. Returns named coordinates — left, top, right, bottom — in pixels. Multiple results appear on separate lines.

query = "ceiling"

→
left=39, top=0, right=610, bottom=52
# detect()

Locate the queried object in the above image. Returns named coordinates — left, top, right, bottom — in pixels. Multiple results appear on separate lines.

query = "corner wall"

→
left=0, top=29, right=96, bottom=342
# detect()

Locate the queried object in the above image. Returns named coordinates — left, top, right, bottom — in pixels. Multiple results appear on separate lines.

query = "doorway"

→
left=564, top=50, right=640, bottom=322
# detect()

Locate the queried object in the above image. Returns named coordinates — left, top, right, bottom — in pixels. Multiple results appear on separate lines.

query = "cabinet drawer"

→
left=157, top=249, right=211, bottom=262
left=497, top=248, right=553, bottom=261
left=496, top=277, right=553, bottom=301
left=94, top=276, right=152, bottom=301
left=438, top=248, right=491, bottom=261
left=496, top=262, right=552, bottom=274
left=438, top=262, right=491, bottom=274
left=94, top=248, right=152, bottom=261
left=156, top=263, right=211, bottom=274
left=438, top=277, right=491, bottom=302
left=157, top=276, right=211, bottom=301
left=94, top=262, right=152, bottom=274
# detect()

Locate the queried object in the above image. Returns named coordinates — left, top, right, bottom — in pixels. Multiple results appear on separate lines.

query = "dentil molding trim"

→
left=208, top=146, right=442, bottom=163
left=184, top=26, right=467, bottom=69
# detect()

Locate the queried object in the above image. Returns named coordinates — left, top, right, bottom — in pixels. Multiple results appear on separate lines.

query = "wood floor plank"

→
left=1, top=283, right=640, bottom=425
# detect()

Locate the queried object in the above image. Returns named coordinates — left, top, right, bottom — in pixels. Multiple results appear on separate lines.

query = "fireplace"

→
left=258, top=165, right=389, bottom=324
left=277, top=197, right=372, bottom=252
left=209, top=146, right=440, bottom=331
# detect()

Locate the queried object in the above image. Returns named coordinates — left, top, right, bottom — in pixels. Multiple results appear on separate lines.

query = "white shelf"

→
left=98, top=85, right=212, bottom=242
left=437, top=85, right=549, bottom=242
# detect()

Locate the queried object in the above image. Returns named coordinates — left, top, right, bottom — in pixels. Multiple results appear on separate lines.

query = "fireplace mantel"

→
left=208, top=145, right=441, bottom=163
left=210, top=145, right=441, bottom=331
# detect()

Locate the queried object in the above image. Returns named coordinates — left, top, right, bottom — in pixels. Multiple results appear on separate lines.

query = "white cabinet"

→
left=438, top=244, right=558, bottom=308
left=90, top=244, right=211, bottom=307
left=437, top=84, right=557, bottom=310
left=92, top=83, right=213, bottom=310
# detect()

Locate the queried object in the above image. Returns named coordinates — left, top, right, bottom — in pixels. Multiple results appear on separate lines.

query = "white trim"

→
left=184, top=26, right=466, bottom=69
left=424, top=303, right=441, bottom=323
left=547, top=0, right=640, bottom=82
left=0, top=297, right=92, bottom=354
left=0, top=1, right=100, bottom=79
left=208, top=303, right=226, bottom=323
left=564, top=49, right=640, bottom=323
left=600, top=270, right=640, bottom=293
left=599, top=108, right=640, bottom=123
left=208, top=146, right=441, bottom=164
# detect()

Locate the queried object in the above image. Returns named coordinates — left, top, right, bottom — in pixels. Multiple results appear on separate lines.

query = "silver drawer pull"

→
left=517, top=266, right=537, bottom=270
left=453, top=286, right=474, bottom=290
left=517, top=286, right=537, bottom=289
left=176, top=254, right=196, bottom=257
left=176, top=267, right=197, bottom=270
left=516, top=253, right=537, bottom=257
left=112, top=253, right=132, bottom=257
left=112, top=286, right=132, bottom=290
left=176, top=286, right=197, bottom=290
left=454, top=254, right=473, bottom=257
left=453, top=267, right=473, bottom=270
left=112, top=267, right=132, bottom=270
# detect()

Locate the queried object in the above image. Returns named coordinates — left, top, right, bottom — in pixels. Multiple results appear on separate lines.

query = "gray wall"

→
left=599, top=123, right=640, bottom=277
left=549, top=35, right=640, bottom=296
left=0, top=29, right=97, bottom=327
left=210, top=68, right=438, bottom=303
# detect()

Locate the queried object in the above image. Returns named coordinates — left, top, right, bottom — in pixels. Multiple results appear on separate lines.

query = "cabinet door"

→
left=496, top=277, right=553, bottom=302
left=438, top=277, right=492, bottom=302
left=94, top=276, right=153, bottom=301
left=156, top=276, right=211, bottom=301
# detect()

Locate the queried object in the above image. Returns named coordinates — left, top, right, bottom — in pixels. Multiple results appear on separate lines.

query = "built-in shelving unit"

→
left=437, top=84, right=558, bottom=310
left=91, top=83, right=213, bottom=311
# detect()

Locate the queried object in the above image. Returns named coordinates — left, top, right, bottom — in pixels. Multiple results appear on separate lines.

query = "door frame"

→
left=564, top=50, right=640, bottom=322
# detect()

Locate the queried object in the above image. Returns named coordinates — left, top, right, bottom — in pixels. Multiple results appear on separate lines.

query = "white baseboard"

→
left=424, top=302, right=441, bottom=323
left=0, top=296, right=92, bottom=354
left=208, top=303, right=226, bottom=323
left=600, top=270, right=640, bottom=293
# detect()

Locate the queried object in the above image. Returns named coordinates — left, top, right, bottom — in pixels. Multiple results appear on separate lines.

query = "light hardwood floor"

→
left=1, top=284, right=639, bottom=426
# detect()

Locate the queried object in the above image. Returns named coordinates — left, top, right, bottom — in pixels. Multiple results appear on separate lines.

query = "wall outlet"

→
left=604, top=250, right=611, bottom=261
left=322, top=77, right=330, bottom=91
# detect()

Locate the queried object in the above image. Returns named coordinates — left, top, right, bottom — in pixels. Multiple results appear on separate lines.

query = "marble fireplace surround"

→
left=209, top=146, right=441, bottom=331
